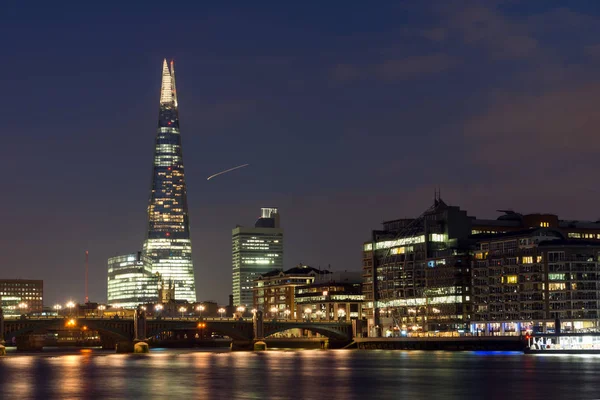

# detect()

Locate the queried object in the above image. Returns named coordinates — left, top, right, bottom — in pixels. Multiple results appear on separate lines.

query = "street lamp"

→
left=66, top=301, right=75, bottom=316
left=196, top=304, right=205, bottom=319
left=251, top=308, right=257, bottom=314
left=337, top=308, right=346, bottom=321
left=304, top=308, right=312, bottom=321
left=98, top=305, right=106, bottom=318
left=284, top=309, right=291, bottom=319
left=53, top=304, right=62, bottom=317
left=18, top=302, right=27, bottom=316
left=179, top=306, right=187, bottom=319
left=218, top=307, right=226, bottom=319
left=270, top=306, right=278, bottom=318
left=236, top=306, right=245, bottom=317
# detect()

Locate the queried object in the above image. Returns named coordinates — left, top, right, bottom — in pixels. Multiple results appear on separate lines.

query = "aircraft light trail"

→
left=207, top=163, right=250, bottom=180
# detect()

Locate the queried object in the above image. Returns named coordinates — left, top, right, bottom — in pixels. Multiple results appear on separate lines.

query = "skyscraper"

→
left=142, top=59, right=197, bottom=302
left=232, top=208, right=283, bottom=306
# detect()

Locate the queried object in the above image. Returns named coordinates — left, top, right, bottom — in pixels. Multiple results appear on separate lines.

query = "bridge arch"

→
left=264, top=323, right=352, bottom=341
left=3, top=318, right=132, bottom=343
left=146, top=321, right=253, bottom=341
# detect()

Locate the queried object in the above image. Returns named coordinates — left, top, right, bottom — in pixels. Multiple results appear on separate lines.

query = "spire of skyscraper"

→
left=142, top=59, right=197, bottom=302
left=160, top=58, right=175, bottom=105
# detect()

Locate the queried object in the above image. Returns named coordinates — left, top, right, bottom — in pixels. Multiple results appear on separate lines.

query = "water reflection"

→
left=2, top=350, right=600, bottom=399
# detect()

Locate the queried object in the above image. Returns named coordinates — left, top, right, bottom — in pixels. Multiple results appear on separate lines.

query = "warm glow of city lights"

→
left=66, top=319, right=76, bottom=327
left=218, top=307, right=226, bottom=318
left=155, top=304, right=163, bottom=311
left=197, top=322, right=206, bottom=328
left=66, top=301, right=75, bottom=308
left=251, top=308, right=257, bottom=314
left=236, top=306, right=245, bottom=313
left=196, top=305, right=205, bottom=312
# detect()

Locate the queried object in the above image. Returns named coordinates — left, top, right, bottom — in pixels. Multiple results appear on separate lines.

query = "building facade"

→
left=253, top=265, right=330, bottom=318
left=295, top=280, right=364, bottom=322
left=363, top=197, right=472, bottom=336
left=107, top=252, right=160, bottom=309
left=232, top=208, right=283, bottom=306
left=472, top=230, right=600, bottom=334
left=363, top=196, right=600, bottom=337
left=142, top=59, right=196, bottom=302
left=0, top=279, right=43, bottom=316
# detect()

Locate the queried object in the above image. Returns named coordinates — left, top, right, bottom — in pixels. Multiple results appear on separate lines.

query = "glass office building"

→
left=142, top=59, right=197, bottom=302
left=107, top=252, right=160, bottom=309
left=232, top=208, right=284, bottom=306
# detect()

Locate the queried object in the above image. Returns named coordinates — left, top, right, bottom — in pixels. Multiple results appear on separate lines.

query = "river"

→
left=1, top=348, right=599, bottom=399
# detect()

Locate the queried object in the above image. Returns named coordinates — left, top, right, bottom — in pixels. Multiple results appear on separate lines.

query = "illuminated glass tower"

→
left=107, top=252, right=160, bottom=308
left=142, top=59, right=197, bottom=302
left=232, top=208, right=284, bottom=306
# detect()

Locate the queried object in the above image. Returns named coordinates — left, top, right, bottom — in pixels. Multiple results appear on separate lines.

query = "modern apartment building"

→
left=363, top=195, right=600, bottom=336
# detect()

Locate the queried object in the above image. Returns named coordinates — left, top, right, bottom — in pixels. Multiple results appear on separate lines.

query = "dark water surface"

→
left=1, top=349, right=600, bottom=399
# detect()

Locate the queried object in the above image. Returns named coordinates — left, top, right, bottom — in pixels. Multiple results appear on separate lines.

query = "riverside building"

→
left=295, top=278, right=364, bottom=322
left=363, top=195, right=600, bottom=337
left=107, top=252, right=160, bottom=309
left=472, top=230, right=600, bottom=334
left=253, top=264, right=330, bottom=317
left=0, top=279, right=43, bottom=316
left=232, top=208, right=283, bottom=307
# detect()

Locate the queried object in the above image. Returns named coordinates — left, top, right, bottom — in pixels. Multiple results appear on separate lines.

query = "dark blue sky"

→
left=2, top=1, right=600, bottom=306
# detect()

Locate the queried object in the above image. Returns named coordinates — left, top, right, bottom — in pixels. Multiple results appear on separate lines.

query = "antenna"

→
left=85, top=250, right=89, bottom=304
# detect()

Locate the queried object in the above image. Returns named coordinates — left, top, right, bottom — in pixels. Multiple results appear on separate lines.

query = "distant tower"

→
left=142, top=59, right=197, bottom=302
left=232, top=207, right=284, bottom=306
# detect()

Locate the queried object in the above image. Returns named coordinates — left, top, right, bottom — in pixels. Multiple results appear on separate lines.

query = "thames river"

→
left=1, top=349, right=600, bottom=399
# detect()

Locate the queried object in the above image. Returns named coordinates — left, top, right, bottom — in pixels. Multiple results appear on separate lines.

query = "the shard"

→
left=142, top=59, right=197, bottom=302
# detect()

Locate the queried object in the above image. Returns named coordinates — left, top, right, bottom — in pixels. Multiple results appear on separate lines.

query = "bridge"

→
left=0, top=310, right=353, bottom=351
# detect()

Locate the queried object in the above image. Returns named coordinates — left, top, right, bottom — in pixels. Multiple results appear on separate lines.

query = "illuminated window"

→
left=502, top=275, right=518, bottom=284
left=522, top=256, right=533, bottom=264
left=540, top=222, right=549, bottom=227
left=549, top=283, right=566, bottom=291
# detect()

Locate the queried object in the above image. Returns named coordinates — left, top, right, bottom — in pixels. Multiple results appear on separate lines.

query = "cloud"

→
left=443, top=4, right=539, bottom=60
left=331, top=53, right=459, bottom=83
left=465, top=83, right=600, bottom=162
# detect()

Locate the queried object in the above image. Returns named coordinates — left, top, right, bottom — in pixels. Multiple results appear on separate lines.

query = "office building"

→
left=107, top=252, right=160, bottom=309
left=142, top=59, right=197, bottom=302
left=253, top=264, right=330, bottom=317
left=363, top=195, right=600, bottom=336
left=363, top=196, right=472, bottom=336
left=232, top=207, right=283, bottom=306
left=0, top=279, right=43, bottom=316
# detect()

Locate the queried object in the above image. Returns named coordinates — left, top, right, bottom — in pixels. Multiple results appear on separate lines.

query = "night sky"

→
left=2, top=1, right=600, bottom=306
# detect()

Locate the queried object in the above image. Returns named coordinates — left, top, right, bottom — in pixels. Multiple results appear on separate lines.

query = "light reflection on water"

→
left=1, top=349, right=600, bottom=399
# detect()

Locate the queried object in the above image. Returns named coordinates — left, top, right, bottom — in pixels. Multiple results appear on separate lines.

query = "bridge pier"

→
left=132, top=308, right=149, bottom=353
left=253, top=310, right=267, bottom=351
left=16, top=334, right=44, bottom=352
